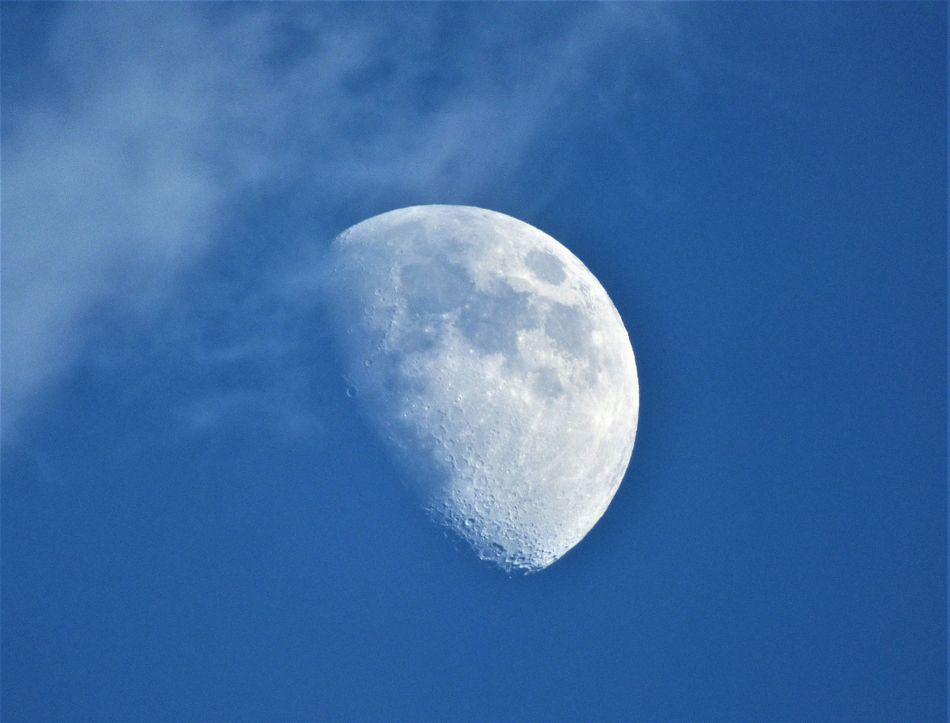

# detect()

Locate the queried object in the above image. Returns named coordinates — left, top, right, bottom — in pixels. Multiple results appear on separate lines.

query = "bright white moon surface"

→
left=323, top=205, right=638, bottom=572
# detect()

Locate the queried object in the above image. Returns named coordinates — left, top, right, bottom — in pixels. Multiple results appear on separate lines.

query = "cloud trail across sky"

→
left=2, top=3, right=686, bottom=437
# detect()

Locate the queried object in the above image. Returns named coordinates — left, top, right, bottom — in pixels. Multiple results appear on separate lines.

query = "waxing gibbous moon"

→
left=322, top=205, right=638, bottom=572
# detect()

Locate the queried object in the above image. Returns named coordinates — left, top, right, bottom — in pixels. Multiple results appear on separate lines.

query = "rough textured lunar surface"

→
left=322, top=206, right=638, bottom=572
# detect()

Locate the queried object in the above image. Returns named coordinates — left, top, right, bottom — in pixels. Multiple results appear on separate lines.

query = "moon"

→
left=322, top=205, right=639, bottom=572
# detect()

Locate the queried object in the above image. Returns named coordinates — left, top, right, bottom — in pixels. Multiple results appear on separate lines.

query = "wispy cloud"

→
left=2, top=3, right=686, bottom=438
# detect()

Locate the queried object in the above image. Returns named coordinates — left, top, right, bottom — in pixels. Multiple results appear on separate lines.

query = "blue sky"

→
left=2, top=3, right=946, bottom=721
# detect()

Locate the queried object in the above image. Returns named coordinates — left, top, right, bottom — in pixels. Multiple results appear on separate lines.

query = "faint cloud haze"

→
left=2, top=3, right=685, bottom=437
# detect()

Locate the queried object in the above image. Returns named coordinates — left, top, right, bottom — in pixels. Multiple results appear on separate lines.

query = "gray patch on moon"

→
left=544, top=302, right=592, bottom=356
left=401, top=260, right=473, bottom=315
left=533, top=367, right=564, bottom=398
left=457, top=283, right=534, bottom=357
left=525, top=249, right=566, bottom=284
left=401, top=256, right=539, bottom=360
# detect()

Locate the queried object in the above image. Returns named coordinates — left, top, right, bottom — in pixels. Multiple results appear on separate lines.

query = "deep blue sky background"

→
left=2, top=3, right=946, bottom=721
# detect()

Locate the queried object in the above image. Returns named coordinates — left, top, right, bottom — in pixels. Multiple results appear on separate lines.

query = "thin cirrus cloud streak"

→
left=2, top=4, right=684, bottom=439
